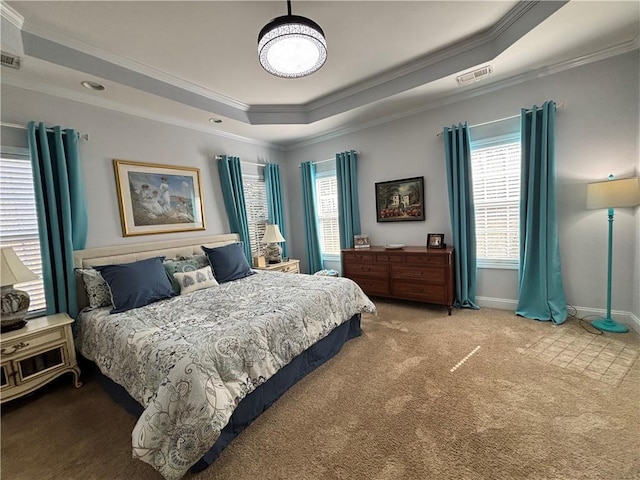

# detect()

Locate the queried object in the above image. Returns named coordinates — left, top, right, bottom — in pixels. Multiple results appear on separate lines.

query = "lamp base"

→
left=264, top=243, right=282, bottom=264
left=591, top=317, right=629, bottom=333
left=1, top=285, right=31, bottom=333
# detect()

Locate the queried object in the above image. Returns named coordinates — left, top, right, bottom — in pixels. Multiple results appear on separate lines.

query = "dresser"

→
left=342, top=246, right=455, bottom=314
left=1, top=313, right=82, bottom=403
left=254, top=258, right=300, bottom=274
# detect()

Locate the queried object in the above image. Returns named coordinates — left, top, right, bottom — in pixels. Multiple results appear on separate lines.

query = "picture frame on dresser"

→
left=427, top=233, right=445, bottom=249
left=375, top=176, right=425, bottom=222
left=113, top=159, right=206, bottom=236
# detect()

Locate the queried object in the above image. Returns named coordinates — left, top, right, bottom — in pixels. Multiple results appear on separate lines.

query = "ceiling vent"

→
left=456, top=65, right=492, bottom=85
left=1, top=51, right=21, bottom=70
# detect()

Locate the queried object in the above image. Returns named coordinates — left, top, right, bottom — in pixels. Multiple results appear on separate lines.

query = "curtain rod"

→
left=0, top=122, right=89, bottom=141
left=297, top=150, right=361, bottom=168
left=435, top=103, right=565, bottom=137
left=214, top=155, right=266, bottom=168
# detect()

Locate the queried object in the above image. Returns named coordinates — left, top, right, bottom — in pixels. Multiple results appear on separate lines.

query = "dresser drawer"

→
left=343, top=252, right=374, bottom=263
left=344, top=263, right=388, bottom=277
left=391, top=265, right=445, bottom=283
left=349, top=276, right=389, bottom=296
left=1, top=327, right=65, bottom=359
left=391, top=281, right=445, bottom=302
left=409, top=254, right=448, bottom=265
left=374, top=253, right=404, bottom=263
left=279, top=262, right=299, bottom=274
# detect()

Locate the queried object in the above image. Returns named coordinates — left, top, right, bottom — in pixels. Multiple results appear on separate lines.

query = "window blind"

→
left=0, top=157, right=47, bottom=312
left=470, top=140, right=520, bottom=264
left=316, top=175, right=340, bottom=255
left=242, top=175, right=268, bottom=257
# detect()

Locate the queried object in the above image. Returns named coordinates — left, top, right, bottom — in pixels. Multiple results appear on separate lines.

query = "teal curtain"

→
left=517, top=101, right=567, bottom=324
left=335, top=150, right=361, bottom=249
left=443, top=123, right=479, bottom=309
left=300, top=162, right=323, bottom=274
left=264, top=163, right=288, bottom=258
left=27, top=121, right=88, bottom=318
left=217, top=155, right=251, bottom=262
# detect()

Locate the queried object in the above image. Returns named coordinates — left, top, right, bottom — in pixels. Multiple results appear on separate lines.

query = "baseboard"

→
left=476, top=296, right=640, bottom=334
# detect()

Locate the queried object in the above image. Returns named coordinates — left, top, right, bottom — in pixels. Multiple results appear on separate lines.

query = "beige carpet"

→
left=2, top=300, right=639, bottom=480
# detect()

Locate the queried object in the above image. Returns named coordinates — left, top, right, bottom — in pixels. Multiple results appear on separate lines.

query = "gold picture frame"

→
left=113, top=159, right=206, bottom=236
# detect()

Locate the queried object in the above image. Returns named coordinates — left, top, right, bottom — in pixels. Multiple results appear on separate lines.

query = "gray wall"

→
left=284, top=51, right=640, bottom=320
left=0, top=85, right=286, bottom=248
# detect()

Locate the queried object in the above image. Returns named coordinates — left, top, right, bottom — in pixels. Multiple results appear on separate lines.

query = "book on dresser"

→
left=341, top=246, right=455, bottom=315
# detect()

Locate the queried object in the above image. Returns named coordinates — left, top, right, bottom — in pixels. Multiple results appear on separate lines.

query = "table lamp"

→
left=1, top=247, right=38, bottom=332
left=586, top=175, right=640, bottom=333
left=261, top=224, right=286, bottom=264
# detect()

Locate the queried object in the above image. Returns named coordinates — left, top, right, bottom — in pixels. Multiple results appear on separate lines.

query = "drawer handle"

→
left=1, top=341, right=30, bottom=356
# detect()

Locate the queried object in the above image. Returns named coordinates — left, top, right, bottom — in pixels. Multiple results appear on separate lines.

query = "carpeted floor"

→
left=2, top=300, right=639, bottom=480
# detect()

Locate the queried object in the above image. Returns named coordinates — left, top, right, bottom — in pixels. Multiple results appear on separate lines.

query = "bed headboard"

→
left=73, top=233, right=240, bottom=311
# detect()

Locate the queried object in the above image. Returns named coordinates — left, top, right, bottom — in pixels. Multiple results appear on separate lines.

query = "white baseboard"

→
left=475, top=296, right=640, bottom=334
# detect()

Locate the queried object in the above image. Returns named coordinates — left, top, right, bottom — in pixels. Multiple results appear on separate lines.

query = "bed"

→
left=72, top=234, right=376, bottom=480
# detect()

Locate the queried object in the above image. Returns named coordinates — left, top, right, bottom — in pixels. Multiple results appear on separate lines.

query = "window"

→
left=242, top=174, right=268, bottom=257
left=470, top=134, right=520, bottom=268
left=0, top=154, right=47, bottom=313
left=316, top=174, right=340, bottom=256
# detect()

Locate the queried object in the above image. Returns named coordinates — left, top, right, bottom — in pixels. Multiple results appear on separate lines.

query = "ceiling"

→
left=1, top=1, right=639, bottom=148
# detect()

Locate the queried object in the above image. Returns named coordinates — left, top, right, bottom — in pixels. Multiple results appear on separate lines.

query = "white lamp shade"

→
left=587, top=177, right=640, bottom=209
left=1, top=247, right=38, bottom=286
left=261, top=224, right=286, bottom=244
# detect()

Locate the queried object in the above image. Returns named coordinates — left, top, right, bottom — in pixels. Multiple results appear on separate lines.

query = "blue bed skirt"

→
left=94, top=313, right=362, bottom=473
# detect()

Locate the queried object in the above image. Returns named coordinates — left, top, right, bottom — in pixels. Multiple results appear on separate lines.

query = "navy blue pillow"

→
left=202, top=242, right=253, bottom=284
left=96, top=256, right=174, bottom=314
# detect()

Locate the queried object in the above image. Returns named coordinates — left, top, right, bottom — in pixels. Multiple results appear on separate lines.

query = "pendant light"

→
left=258, top=0, right=327, bottom=78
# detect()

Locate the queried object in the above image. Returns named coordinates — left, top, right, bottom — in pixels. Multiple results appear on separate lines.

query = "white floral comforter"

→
left=74, top=271, right=375, bottom=480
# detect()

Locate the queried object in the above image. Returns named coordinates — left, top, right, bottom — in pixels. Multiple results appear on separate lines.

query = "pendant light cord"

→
left=287, top=0, right=292, bottom=15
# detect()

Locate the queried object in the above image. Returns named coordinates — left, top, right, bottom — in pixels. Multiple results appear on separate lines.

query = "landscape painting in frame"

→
left=375, top=176, right=425, bottom=222
left=113, top=159, right=206, bottom=236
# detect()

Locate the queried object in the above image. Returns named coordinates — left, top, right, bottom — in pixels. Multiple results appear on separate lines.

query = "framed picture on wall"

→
left=113, top=159, right=206, bottom=236
left=375, top=176, right=425, bottom=222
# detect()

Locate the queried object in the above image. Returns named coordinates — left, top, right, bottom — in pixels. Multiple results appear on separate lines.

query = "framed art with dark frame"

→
left=113, top=159, right=206, bottom=236
left=427, top=233, right=445, bottom=249
left=375, top=176, right=425, bottom=222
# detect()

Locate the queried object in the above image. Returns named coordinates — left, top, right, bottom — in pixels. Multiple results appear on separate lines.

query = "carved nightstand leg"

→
left=71, top=367, right=83, bottom=388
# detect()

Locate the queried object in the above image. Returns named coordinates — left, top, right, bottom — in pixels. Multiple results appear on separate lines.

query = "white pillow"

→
left=78, top=268, right=112, bottom=309
left=173, top=265, right=219, bottom=295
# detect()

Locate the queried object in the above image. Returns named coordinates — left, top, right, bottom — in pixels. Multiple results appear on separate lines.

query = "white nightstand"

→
left=1, top=313, right=82, bottom=403
left=254, top=258, right=300, bottom=274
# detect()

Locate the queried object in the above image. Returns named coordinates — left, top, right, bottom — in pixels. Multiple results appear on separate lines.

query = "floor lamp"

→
left=586, top=175, right=640, bottom=333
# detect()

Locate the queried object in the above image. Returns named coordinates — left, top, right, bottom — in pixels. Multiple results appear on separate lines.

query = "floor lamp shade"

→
left=1, top=247, right=38, bottom=332
left=586, top=176, right=640, bottom=333
left=261, top=224, right=286, bottom=264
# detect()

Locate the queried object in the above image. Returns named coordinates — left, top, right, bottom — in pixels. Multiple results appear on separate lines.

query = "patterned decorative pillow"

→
left=78, top=268, right=112, bottom=309
left=164, top=256, right=211, bottom=294
left=173, top=265, right=219, bottom=295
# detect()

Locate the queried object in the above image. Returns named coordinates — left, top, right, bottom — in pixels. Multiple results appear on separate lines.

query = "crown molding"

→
left=0, top=2, right=24, bottom=29
left=283, top=40, right=639, bottom=151
left=0, top=73, right=281, bottom=150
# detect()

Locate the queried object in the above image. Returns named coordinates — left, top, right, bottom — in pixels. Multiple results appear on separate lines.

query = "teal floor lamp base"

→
left=591, top=317, right=629, bottom=333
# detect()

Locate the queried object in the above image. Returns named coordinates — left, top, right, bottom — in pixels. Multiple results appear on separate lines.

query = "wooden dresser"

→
left=341, top=246, right=455, bottom=314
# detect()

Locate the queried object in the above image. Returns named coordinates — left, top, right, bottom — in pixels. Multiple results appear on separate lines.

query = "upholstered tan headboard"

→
left=73, top=233, right=240, bottom=311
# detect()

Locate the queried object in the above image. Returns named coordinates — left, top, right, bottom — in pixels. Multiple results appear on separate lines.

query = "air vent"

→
left=456, top=65, right=492, bottom=85
left=1, top=51, right=21, bottom=69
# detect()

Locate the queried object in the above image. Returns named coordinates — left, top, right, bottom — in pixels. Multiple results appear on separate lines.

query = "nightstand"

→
left=1, top=313, right=82, bottom=403
left=254, top=258, right=300, bottom=274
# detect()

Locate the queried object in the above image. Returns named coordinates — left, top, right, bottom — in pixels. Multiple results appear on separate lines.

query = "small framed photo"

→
left=354, top=234, right=370, bottom=249
left=427, top=233, right=445, bottom=249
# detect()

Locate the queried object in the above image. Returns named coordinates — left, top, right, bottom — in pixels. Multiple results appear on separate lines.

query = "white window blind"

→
left=0, top=156, right=47, bottom=313
left=316, top=175, right=340, bottom=255
left=470, top=137, right=520, bottom=266
left=243, top=175, right=268, bottom=257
